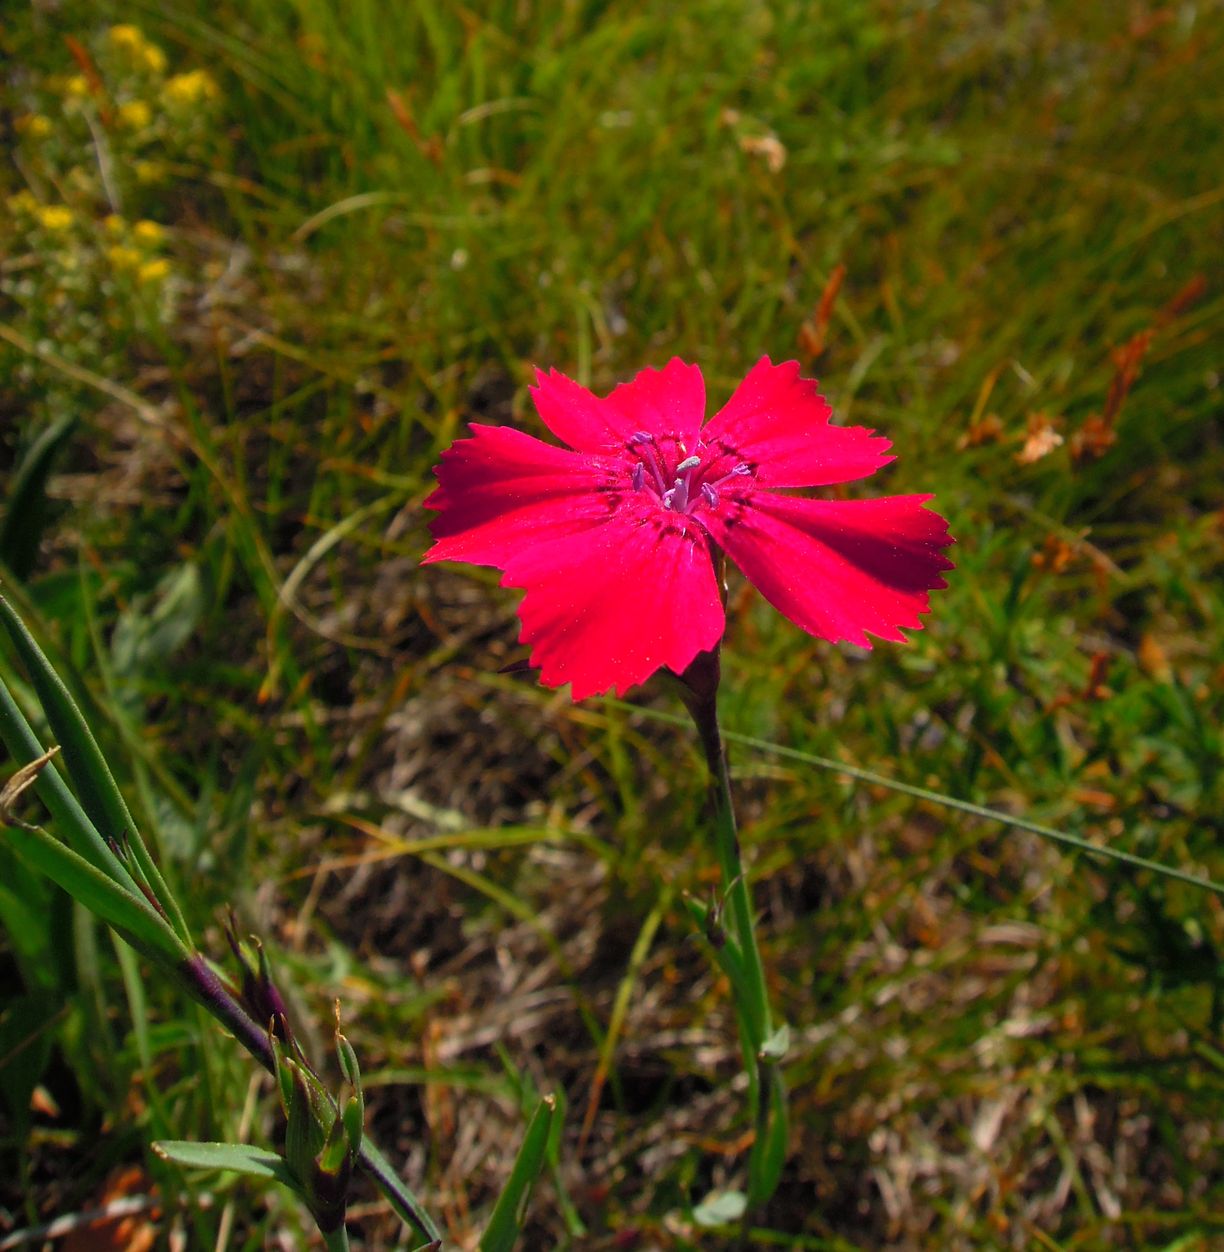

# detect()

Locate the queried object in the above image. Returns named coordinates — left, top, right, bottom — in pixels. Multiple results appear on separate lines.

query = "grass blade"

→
left=0, top=417, right=77, bottom=581
left=478, top=1094, right=557, bottom=1252
left=0, top=671, right=137, bottom=888
left=608, top=701, right=1224, bottom=897
left=0, top=595, right=191, bottom=941
left=0, top=813, right=187, bottom=964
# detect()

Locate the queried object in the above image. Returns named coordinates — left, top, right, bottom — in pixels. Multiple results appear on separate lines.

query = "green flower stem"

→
left=322, top=1224, right=352, bottom=1252
left=679, top=650, right=788, bottom=1211
left=696, top=697, right=771, bottom=1045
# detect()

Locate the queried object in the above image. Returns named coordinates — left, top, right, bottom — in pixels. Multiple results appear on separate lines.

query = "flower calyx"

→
left=270, top=1001, right=365, bottom=1236
left=224, top=910, right=293, bottom=1045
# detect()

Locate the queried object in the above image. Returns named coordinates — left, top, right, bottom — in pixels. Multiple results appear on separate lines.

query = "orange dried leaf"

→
left=1081, top=652, right=1111, bottom=701
left=1158, top=274, right=1207, bottom=325
left=62, top=1167, right=159, bottom=1252
left=798, top=263, right=846, bottom=359
left=1072, top=788, right=1117, bottom=811
left=1137, top=633, right=1173, bottom=682
left=958, top=413, right=1004, bottom=449
left=1069, top=414, right=1118, bottom=462
left=1031, top=534, right=1077, bottom=574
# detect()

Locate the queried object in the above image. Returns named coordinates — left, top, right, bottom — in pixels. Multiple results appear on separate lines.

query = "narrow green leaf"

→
left=0, top=595, right=190, bottom=940
left=0, top=670, right=137, bottom=888
left=693, top=1190, right=747, bottom=1227
left=542, top=1085, right=586, bottom=1238
left=356, top=1138, right=444, bottom=1245
left=115, top=937, right=153, bottom=1076
left=479, top=1094, right=557, bottom=1252
left=113, top=934, right=177, bottom=1140
left=0, top=991, right=58, bottom=1137
left=747, top=1067, right=789, bottom=1208
left=0, top=594, right=138, bottom=843
left=0, top=819, right=187, bottom=964
left=0, top=854, right=56, bottom=990
left=153, top=1140, right=300, bottom=1190
left=0, top=416, right=76, bottom=581
left=109, top=563, right=205, bottom=686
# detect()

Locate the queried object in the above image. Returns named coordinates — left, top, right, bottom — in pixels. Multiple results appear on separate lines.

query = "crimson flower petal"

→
left=706, top=492, right=954, bottom=648
left=504, top=515, right=724, bottom=699
left=422, top=423, right=614, bottom=569
left=531, top=358, right=706, bottom=453
left=702, top=357, right=894, bottom=488
left=424, top=356, right=954, bottom=699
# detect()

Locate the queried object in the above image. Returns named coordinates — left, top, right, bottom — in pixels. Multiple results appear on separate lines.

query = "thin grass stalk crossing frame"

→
left=610, top=701, right=1224, bottom=899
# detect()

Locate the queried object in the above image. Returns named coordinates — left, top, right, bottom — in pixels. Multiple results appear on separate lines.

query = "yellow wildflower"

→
left=137, top=258, right=172, bottom=285
left=103, top=214, right=126, bottom=236
left=107, top=25, right=167, bottom=73
left=107, top=24, right=144, bottom=50
left=35, top=205, right=75, bottom=233
left=108, top=244, right=142, bottom=271
left=16, top=114, right=54, bottom=140
left=134, top=160, right=163, bottom=185
left=117, top=99, right=153, bottom=131
left=133, top=220, right=165, bottom=246
left=64, top=74, right=91, bottom=99
left=7, top=190, right=39, bottom=216
left=164, top=70, right=219, bottom=107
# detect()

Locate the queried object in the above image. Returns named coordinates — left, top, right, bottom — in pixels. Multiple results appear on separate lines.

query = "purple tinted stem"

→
left=178, top=954, right=441, bottom=1243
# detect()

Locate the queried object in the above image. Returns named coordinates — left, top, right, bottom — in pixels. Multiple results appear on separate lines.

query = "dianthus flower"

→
left=424, top=357, right=954, bottom=699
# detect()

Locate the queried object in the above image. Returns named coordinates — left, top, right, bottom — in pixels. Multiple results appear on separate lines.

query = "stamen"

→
left=631, top=463, right=645, bottom=491
left=676, top=455, right=702, bottom=473
left=710, top=462, right=753, bottom=489
left=630, top=439, right=669, bottom=494
left=701, top=483, right=719, bottom=508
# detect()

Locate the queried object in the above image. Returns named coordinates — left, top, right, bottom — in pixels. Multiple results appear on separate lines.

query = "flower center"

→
left=626, top=432, right=753, bottom=515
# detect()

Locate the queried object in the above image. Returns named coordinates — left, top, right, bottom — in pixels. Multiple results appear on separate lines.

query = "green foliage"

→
left=0, top=418, right=78, bottom=581
left=479, top=1095, right=557, bottom=1252
left=2, top=0, right=1222, bottom=1247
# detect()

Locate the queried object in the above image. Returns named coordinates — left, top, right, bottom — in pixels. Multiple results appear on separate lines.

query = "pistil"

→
left=626, top=433, right=754, bottom=516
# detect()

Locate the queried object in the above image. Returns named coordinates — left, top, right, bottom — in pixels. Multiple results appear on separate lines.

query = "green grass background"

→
left=1, top=0, right=1222, bottom=1247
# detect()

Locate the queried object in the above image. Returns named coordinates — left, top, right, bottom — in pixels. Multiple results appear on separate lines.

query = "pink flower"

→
left=423, top=357, right=954, bottom=700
